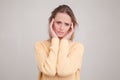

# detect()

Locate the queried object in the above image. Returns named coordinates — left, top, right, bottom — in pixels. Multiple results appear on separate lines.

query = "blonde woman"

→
left=34, top=4, right=84, bottom=80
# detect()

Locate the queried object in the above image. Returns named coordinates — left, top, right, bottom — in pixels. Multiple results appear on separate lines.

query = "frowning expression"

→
left=53, top=12, right=72, bottom=38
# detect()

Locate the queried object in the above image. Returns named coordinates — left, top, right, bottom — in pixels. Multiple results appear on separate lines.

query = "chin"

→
left=58, top=36, right=64, bottom=38
left=56, top=33, right=63, bottom=37
left=57, top=34, right=65, bottom=37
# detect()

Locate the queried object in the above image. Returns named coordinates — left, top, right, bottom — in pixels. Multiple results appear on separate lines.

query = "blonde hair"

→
left=48, top=4, right=78, bottom=41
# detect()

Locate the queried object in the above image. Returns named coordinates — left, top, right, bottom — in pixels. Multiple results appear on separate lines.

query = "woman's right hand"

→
left=49, top=19, right=58, bottom=38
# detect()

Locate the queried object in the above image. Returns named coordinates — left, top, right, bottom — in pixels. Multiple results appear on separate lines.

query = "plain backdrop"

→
left=0, top=0, right=120, bottom=80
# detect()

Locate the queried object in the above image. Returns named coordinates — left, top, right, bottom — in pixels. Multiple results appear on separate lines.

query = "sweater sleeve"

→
left=57, top=39, right=84, bottom=76
left=34, top=38, right=59, bottom=76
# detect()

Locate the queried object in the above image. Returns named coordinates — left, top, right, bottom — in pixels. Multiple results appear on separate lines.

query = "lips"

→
left=58, top=31, right=64, bottom=34
left=57, top=31, right=64, bottom=35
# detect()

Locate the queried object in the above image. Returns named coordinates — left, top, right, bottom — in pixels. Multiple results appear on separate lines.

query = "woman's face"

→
left=53, top=12, right=72, bottom=38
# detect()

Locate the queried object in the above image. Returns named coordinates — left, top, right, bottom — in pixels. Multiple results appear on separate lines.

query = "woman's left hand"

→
left=63, top=23, right=74, bottom=40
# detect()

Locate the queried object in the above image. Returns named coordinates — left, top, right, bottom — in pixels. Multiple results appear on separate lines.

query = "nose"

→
left=60, top=24, right=64, bottom=30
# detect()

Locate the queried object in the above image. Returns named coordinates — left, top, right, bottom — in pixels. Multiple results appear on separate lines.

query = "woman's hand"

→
left=49, top=19, right=58, bottom=38
left=63, top=23, right=74, bottom=40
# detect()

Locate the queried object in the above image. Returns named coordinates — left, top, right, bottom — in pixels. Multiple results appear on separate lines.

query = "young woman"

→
left=34, top=4, right=84, bottom=80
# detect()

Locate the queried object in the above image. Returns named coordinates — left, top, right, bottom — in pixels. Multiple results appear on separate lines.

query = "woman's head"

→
left=49, top=4, right=78, bottom=40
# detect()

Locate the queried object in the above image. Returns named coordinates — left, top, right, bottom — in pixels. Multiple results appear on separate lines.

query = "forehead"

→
left=55, top=12, right=72, bottom=23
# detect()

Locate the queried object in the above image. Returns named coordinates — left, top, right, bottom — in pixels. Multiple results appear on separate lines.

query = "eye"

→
left=56, top=21, right=62, bottom=25
left=65, top=23, right=70, bottom=26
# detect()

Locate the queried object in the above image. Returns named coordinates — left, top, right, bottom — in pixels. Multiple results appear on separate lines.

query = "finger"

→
left=71, top=23, right=73, bottom=29
left=50, top=18, right=54, bottom=28
left=69, top=23, right=73, bottom=32
left=50, top=19, right=54, bottom=32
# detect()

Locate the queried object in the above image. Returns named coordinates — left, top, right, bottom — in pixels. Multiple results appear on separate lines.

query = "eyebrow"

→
left=55, top=20, right=70, bottom=24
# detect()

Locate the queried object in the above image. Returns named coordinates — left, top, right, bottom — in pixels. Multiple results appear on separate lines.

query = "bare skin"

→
left=49, top=13, right=74, bottom=40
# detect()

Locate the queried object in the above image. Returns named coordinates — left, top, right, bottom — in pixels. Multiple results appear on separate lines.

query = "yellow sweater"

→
left=34, top=38, right=84, bottom=80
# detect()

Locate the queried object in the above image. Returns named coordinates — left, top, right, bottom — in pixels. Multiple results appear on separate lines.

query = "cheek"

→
left=66, top=27, right=71, bottom=32
left=53, top=24, right=59, bottom=31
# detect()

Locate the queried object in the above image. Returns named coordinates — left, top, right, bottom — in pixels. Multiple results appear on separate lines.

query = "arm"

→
left=57, top=39, right=84, bottom=76
left=34, top=38, right=59, bottom=76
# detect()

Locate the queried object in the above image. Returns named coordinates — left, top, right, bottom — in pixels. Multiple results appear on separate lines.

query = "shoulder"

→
left=72, top=41, right=85, bottom=55
left=70, top=41, right=84, bottom=51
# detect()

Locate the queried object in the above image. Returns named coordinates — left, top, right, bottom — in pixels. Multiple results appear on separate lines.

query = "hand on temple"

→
left=49, top=19, right=58, bottom=38
left=63, top=23, right=74, bottom=40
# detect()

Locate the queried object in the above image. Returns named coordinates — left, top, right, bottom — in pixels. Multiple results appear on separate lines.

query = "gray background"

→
left=0, top=0, right=120, bottom=80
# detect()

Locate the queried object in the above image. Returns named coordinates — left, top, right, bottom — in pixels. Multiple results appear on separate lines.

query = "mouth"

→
left=58, top=31, right=64, bottom=34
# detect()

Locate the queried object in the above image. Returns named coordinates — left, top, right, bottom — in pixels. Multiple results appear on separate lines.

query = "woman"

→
left=34, top=4, right=84, bottom=80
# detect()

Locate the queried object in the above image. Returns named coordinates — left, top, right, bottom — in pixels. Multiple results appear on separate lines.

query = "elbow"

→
left=57, top=69, right=65, bottom=76
left=44, top=69, right=56, bottom=76
left=49, top=69, right=56, bottom=76
left=56, top=67, right=72, bottom=76
left=45, top=70, right=56, bottom=76
left=38, top=66, right=56, bottom=76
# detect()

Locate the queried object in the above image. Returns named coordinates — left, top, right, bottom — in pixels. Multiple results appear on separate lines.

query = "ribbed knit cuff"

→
left=51, top=38, right=59, bottom=54
left=59, top=39, right=69, bottom=56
